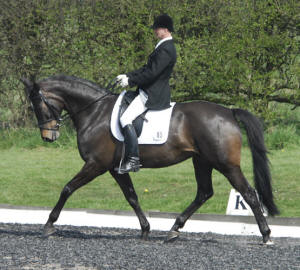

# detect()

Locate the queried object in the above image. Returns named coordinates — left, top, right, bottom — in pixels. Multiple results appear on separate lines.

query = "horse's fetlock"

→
left=206, top=191, right=214, bottom=199
left=49, top=212, right=59, bottom=223
left=175, top=216, right=185, bottom=227
left=143, top=222, right=150, bottom=232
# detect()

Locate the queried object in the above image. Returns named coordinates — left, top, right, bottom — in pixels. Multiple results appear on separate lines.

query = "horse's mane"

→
left=41, top=74, right=111, bottom=94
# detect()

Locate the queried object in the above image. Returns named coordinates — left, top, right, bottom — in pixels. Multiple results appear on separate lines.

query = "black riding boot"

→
left=119, top=124, right=140, bottom=174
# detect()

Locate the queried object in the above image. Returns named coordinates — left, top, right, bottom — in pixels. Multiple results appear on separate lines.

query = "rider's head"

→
left=152, top=14, right=174, bottom=40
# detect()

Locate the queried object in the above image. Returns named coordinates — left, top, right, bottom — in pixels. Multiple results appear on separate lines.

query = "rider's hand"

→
left=116, top=74, right=129, bottom=87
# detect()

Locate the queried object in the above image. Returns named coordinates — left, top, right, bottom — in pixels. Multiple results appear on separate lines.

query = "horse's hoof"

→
left=43, top=224, right=56, bottom=237
left=264, top=240, right=274, bottom=246
left=263, top=233, right=273, bottom=245
left=165, top=230, right=180, bottom=243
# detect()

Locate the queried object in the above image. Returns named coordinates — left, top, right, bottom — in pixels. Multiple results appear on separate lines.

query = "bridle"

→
left=30, top=89, right=111, bottom=131
left=30, top=90, right=61, bottom=131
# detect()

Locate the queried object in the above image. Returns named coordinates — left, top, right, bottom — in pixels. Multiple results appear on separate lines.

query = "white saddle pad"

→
left=110, top=91, right=176, bottom=144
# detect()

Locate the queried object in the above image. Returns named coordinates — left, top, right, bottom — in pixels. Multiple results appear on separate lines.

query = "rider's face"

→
left=154, top=28, right=169, bottom=40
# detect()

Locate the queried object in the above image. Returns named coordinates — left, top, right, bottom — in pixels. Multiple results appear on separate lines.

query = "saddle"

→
left=118, top=91, right=147, bottom=137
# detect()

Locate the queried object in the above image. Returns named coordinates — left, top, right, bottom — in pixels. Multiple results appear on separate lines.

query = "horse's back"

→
left=169, top=101, right=242, bottom=167
left=172, top=100, right=240, bottom=132
left=174, top=100, right=234, bottom=120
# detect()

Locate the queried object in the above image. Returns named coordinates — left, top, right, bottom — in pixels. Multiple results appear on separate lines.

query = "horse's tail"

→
left=232, top=108, right=279, bottom=216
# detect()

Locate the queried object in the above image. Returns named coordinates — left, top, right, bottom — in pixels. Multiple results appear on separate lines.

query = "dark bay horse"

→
left=21, top=75, right=279, bottom=244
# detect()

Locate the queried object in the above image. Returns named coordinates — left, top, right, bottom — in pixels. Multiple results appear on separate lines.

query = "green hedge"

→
left=0, top=0, right=299, bottom=127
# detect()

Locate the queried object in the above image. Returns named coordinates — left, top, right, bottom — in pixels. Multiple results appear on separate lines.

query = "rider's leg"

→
left=119, top=91, right=147, bottom=173
left=120, top=91, right=148, bottom=128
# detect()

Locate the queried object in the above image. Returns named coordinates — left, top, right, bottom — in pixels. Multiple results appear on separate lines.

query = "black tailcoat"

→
left=126, top=40, right=177, bottom=110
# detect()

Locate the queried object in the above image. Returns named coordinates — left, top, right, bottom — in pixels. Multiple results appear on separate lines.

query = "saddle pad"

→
left=110, top=91, right=176, bottom=144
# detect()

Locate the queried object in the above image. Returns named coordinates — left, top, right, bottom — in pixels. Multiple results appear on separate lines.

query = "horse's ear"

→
left=20, top=76, right=40, bottom=97
left=30, top=74, right=40, bottom=94
left=20, top=77, right=32, bottom=88
left=20, top=77, right=34, bottom=97
left=32, top=81, right=40, bottom=94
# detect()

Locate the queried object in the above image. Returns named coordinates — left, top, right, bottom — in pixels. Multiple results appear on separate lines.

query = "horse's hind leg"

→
left=166, top=155, right=213, bottom=242
left=110, top=170, right=150, bottom=240
left=43, top=161, right=106, bottom=236
left=223, top=166, right=272, bottom=244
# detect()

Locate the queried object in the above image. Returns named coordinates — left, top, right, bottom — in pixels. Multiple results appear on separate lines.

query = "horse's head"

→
left=21, top=77, right=62, bottom=142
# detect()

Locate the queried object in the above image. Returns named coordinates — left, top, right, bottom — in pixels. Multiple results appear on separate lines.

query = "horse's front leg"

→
left=43, top=161, right=106, bottom=236
left=109, top=170, right=150, bottom=240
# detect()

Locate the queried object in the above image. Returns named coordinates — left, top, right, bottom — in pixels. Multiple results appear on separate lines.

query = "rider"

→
left=116, top=14, right=177, bottom=174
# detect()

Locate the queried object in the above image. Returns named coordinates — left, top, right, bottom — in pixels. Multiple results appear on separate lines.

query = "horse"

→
left=21, top=74, right=279, bottom=244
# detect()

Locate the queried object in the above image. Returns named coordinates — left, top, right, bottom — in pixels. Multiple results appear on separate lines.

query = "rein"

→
left=58, top=92, right=111, bottom=126
left=58, top=78, right=120, bottom=125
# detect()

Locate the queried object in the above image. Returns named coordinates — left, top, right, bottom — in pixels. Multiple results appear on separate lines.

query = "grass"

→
left=0, top=125, right=77, bottom=150
left=265, top=103, right=300, bottom=150
left=0, top=145, right=299, bottom=217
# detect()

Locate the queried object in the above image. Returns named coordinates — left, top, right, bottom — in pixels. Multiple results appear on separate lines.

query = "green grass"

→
left=0, top=125, right=77, bottom=150
left=265, top=103, right=300, bottom=150
left=0, top=145, right=299, bottom=217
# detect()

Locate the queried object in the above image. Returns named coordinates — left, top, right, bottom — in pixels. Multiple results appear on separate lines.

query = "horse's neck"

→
left=69, top=94, right=114, bottom=133
left=50, top=82, right=106, bottom=111
left=43, top=80, right=110, bottom=128
left=63, top=89, right=98, bottom=110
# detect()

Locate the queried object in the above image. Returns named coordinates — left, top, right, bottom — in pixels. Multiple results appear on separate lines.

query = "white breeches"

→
left=120, top=89, right=148, bottom=128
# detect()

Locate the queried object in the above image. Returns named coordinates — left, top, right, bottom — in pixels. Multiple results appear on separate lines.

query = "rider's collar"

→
left=155, top=37, right=173, bottom=49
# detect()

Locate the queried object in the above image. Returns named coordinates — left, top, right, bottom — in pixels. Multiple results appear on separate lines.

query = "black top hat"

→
left=152, top=14, right=174, bottom=32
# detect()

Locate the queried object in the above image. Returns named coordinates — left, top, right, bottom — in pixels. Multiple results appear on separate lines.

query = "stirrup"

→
left=118, top=157, right=141, bottom=174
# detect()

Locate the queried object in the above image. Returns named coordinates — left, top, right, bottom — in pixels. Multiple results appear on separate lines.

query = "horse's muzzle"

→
left=41, top=130, right=60, bottom=142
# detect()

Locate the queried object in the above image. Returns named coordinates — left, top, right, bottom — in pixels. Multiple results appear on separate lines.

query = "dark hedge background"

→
left=0, top=0, right=299, bottom=127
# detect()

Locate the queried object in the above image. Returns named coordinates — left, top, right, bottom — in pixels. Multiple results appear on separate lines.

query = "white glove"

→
left=116, top=74, right=129, bottom=87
